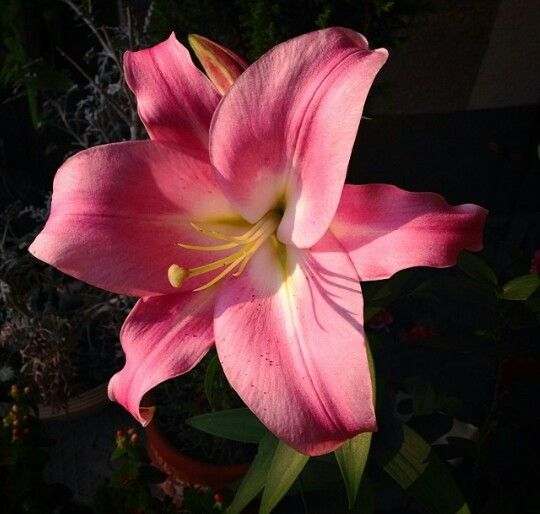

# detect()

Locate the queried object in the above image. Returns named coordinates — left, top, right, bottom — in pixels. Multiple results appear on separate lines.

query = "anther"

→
left=168, top=264, right=189, bottom=288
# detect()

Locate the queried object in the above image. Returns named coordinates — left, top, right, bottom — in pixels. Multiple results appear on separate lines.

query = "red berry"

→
left=214, top=493, right=224, bottom=503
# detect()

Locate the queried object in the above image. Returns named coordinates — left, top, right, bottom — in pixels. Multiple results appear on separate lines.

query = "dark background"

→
left=1, top=1, right=539, bottom=513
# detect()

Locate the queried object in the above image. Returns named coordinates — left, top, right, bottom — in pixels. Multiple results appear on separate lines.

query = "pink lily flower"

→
left=29, top=29, right=487, bottom=455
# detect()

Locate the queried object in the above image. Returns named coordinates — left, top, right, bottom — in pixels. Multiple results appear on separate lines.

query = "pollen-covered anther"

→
left=168, top=264, right=189, bottom=288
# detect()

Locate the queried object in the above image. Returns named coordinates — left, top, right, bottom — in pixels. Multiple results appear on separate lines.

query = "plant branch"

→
left=56, top=47, right=132, bottom=128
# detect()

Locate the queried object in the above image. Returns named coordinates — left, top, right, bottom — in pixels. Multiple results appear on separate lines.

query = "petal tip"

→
left=139, top=406, right=156, bottom=426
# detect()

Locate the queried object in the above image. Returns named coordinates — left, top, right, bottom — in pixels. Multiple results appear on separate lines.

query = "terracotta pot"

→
left=145, top=419, right=251, bottom=492
left=38, top=382, right=109, bottom=420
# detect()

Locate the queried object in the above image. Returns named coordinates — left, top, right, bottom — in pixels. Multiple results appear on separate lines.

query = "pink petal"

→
left=125, top=33, right=221, bottom=152
left=108, top=291, right=215, bottom=425
left=210, top=28, right=387, bottom=248
left=29, top=141, right=235, bottom=296
left=332, top=184, right=488, bottom=281
left=188, top=34, right=248, bottom=94
left=214, top=232, right=375, bottom=456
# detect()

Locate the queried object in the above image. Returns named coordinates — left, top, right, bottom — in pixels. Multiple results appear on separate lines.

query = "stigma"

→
left=168, top=211, right=280, bottom=291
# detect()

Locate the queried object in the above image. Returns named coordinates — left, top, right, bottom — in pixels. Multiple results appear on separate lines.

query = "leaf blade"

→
left=227, top=433, right=278, bottom=514
left=259, top=441, right=309, bottom=514
left=335, top=432, right=372, bottom=507
left=334, top=340, right=376, bottom=507
left=457, top=251, right=498, bottom=291
left=187, top=408, right=267, bottom=444
left=203, top=353, right=220, bottom=407
left=374, top=423, right=470, bottom=514
left=500, top=274, right=540, bottom=301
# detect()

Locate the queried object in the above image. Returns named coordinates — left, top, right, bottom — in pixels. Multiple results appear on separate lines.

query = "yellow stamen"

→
left=193, top=257, right=244, bottom=291
left=168, top=264, right=189, bottom=288
left=177, top=241, right=239, bottom=251
left=171, top=212, right=279, bottom=291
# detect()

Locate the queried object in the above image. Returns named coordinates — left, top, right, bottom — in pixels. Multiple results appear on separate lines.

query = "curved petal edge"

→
left=108, top=291, right=216, bottom=425
left=124, top=33, right=220, bottom=152
left=332, top=184, right=488, bottom=281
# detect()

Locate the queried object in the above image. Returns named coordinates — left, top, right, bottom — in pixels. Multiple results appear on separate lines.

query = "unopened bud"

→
left=130, top=433, right=139, bottom=445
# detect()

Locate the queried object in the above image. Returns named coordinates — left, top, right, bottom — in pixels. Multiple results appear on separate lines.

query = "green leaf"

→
left=259, top=441, right=309, bottom=514
left=287, top=456, right=342, bottom=495
left=363, top=270, right=412, bottom=321
left=457, top=251, right=498, bottom=290
left=110, top=446, right=125, bottom=461
left=350, top=475, right=374, bottom=514
left=334, top=340, right=376, bottom=507
left=382, top=424, right=430, bottom=489
left=499, top=274, right=540, bottom=301
left=227, top=433, right=278, bottom=514
left=203, top=353, right=220, bottom=407
left=187, top=408, right=267, bottom=444
left=374, top=423, right=470, bottom=514
left=334, top=433, right=372, bottom=508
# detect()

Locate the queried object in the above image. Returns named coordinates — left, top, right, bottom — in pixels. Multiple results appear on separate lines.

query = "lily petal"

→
left=108, top=291, right=215, bottom=425
left=210, top=28, right=387, bottom=248
left=29, top=141, right=234, bottom=296
left=188, top=34, right=248, bottom=94
left=125, top=33, right=221, bottom=153
left=214, top=232, right=374, bottom=456
left=332, top=184, right=488, bottom=281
